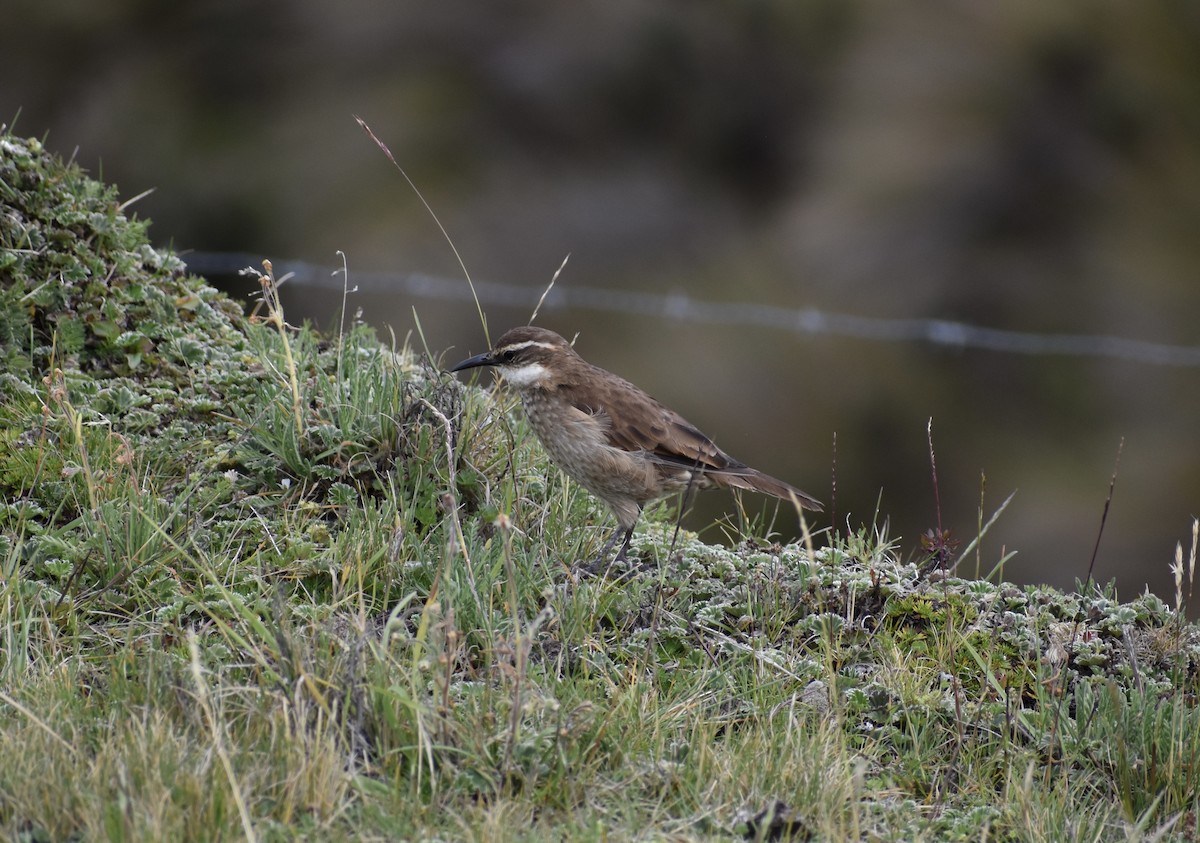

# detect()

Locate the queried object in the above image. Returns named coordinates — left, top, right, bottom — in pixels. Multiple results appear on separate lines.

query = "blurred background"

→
left=5, top=1, right=1199, bottom=604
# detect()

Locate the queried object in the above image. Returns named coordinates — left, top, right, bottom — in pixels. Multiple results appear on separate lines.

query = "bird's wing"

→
left=559, top=374, right=741, bottom=473
left=558, top=370, right=824, bottom=512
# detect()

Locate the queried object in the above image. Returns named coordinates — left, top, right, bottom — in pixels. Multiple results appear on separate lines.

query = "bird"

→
left=450, top=326, right=822, bottom=563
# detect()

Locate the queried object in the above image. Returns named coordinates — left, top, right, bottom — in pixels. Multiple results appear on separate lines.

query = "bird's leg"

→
left=611, top=524, right=635, bottom=563
left=592, top=524, right=632, bottom=567
left=584, top=514, right=639, bottom=574
left=611, top=505, right=644, bottom=564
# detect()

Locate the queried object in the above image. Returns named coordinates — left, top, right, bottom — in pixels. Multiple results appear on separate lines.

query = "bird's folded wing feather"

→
left=558, top=373, right=823, bottom=510
left=560, top=378, right=743, bottom=473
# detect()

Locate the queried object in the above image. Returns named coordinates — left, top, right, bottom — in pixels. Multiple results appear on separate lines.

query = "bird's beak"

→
left=449, top=350, right=495, bottom=373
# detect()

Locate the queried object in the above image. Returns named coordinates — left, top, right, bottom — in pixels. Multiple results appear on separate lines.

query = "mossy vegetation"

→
left=2, top=129, right=1200, bottom=841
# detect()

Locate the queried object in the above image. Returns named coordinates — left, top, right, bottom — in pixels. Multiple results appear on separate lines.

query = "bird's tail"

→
left=717, top=468, right=824, bottom=513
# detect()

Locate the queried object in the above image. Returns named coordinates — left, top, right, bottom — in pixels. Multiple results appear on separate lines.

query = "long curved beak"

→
left=449, top=350, right=495, bottom=373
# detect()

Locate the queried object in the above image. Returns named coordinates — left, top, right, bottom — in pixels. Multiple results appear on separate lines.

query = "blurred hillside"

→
left=4, top=0, right=1199, bottom=601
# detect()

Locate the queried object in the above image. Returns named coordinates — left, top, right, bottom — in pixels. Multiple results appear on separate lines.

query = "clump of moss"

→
left=0, top=130, right=463, bottom=610
left=1, top=131, right=260, bottom=528
left=0, top=133, right=247, bottom=377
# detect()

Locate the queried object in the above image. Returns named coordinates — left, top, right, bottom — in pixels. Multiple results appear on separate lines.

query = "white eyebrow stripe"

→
left=498, top=340, right=557, bottom=354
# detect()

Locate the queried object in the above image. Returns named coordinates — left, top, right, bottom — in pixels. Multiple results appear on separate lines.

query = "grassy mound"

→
left=3, top=129, right=1200, bottom=841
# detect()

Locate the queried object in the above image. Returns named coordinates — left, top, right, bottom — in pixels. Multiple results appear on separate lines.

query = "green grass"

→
left=4, top=128, right=1200, bottom=841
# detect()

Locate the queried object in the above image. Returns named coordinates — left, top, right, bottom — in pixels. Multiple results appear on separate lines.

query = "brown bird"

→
left=450, top=326, right=822, bottom=562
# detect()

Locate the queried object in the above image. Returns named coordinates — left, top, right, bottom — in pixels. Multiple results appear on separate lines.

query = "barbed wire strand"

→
left=182, top=252, right=1200, bottom=368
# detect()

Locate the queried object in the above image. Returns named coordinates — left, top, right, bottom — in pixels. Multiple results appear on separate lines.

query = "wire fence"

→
left=183, top=251, right=1200, bottom=368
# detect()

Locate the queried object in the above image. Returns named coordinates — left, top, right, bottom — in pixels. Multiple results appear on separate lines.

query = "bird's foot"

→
left=576, top=526, right=635, bottom=576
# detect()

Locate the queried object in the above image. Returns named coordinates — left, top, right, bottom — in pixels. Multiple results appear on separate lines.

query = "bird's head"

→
left=449, top=326, right=577, bottom=388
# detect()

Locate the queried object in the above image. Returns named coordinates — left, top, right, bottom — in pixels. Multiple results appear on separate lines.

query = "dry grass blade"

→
left=354, top=114, right=489, bottom=343
left=529, top=253, right=570, bottom=326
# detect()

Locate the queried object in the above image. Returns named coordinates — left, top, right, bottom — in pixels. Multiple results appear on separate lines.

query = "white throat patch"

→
left=500, top=361, right=550, bottom=387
